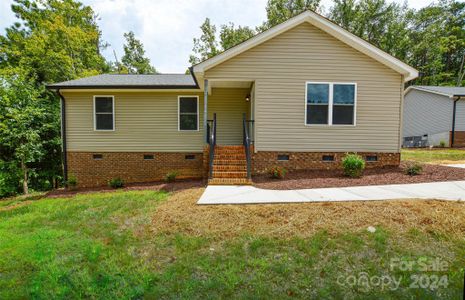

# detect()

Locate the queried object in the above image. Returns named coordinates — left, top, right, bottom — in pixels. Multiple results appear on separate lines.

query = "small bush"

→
left=67, top=175, right=78, bottom=190
left=342, top=153, right=366, bottom=178
left=165, top=171, right=178, bottom=182
left=405, top=163, right=423, bottom=176
left=269, top=166, right=287, bottom=179
left=109, top=177, right=124, bottom=189
left=439, top=140, right=446, bottom=148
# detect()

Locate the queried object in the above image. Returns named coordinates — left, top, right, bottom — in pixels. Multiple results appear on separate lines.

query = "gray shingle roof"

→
left=47, top=74, right=198, bottom=89
left=412, top=86, right=465, bottom=97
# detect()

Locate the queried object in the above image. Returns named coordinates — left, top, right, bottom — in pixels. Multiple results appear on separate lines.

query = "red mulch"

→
left=46, top=179, right=205, bottom=198
left=253, top=162, right=465, bottom=190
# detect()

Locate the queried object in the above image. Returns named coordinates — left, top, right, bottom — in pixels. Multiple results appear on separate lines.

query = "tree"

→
left=0, top=69, right=47, bottom=194
left=189, top=18, right=220, bottom=65
left=330, top=0, right=410, bottom=57
left=259, top=0, right=321, bottom=31
left=120, top=31, right=156, bottom=74
left=407, top=0, right=465, bottom=85
left=0, top=0, right=109, bottom=195
left=219, top=23, right=255, bottom=50
left=0, top=0, right=108, bottom=82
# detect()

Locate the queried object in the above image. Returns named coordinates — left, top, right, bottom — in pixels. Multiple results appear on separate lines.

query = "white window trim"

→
left=304, top=81, right=357, bottom=127
left=178, top=95, right=200, bottom=131
left=93, top=95, right=115, bottom=131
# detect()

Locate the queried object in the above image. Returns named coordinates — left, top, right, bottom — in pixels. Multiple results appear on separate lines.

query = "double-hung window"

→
left=305, top=82, right=356, bottom=125
left=178, top=96, right=199, bottom=131
left=94, top=96, right=114, bottom=131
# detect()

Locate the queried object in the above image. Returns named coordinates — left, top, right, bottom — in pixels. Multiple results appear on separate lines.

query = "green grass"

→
left=0, top=190, right=464, bottom=299
left=401, top=148, right=465, bottom=163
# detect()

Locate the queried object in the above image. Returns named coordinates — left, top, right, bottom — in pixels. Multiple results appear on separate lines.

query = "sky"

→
left=0, top=0, right=448, bottom=73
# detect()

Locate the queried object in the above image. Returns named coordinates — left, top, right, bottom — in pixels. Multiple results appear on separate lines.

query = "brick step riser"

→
left=212, top=172, right=247, bottom=179
left=215, top=152, right=246, bottom=156
left=214, top=155, right=246, bottom=160
left=213, top=160, right=247, bottom=165
left=208, top=179, right=253, bottom=185
left=215, top=146, right=244, bottom=149
left=215, top=148, right=245, bottom=152
left=213, top=165, right=247, bottom=171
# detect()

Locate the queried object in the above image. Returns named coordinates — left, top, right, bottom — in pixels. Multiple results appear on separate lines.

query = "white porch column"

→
left=203, top=79, right=208, bottom=143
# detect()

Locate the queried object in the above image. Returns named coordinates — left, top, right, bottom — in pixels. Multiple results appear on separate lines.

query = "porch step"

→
left=212, top=171, right=247, bottom=178
left=213, top=159, right=247, bottom=165
left=215, top=154, right=246, bottom=160
left=213, top=165, right=247, bottom=172
left=208, top=178, right=253, bottom=185
left=215, top=150, right=245, bottom=155
left=209, top=145, right=251, bottom=185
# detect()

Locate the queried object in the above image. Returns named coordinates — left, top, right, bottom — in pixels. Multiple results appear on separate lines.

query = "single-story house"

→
left=47, top=10, right=418, bottom=187
left=403, top=86, right=465, bottom=147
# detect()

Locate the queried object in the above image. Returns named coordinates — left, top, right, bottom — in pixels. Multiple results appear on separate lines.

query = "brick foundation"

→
left=68, top=150, right=400, bottom=187
left=252, top=151, right=400, bottom=174
left=450, top=131, right=465, bottom=147
left=68, top=152, right=204, bottom=187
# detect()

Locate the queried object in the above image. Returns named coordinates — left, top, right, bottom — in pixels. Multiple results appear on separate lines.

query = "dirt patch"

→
left=46, top=179, right=204, bottom=198
left=253, top=162, right=465, bottom=190
left=151, top=188, right=465, bottom=239
left=0, top=201, right=33, bottom=212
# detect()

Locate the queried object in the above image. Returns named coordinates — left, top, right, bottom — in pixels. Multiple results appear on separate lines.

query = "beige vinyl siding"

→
left=64, top=91, right=204, bottom=152
left=205, top=22, right=403, bottom=152
left=208, top=88, right=250, bottom=145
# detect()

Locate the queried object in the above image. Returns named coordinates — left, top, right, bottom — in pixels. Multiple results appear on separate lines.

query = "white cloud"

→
left=0, top=0, right=454, bottom=73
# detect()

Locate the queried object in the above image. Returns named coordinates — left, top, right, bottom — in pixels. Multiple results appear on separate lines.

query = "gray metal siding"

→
left=403, top=89, right=453, bottom=137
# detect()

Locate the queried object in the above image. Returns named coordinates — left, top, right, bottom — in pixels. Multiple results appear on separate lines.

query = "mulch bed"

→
left=45, top=179, right=205, bottom=198
left=253, top=162, right=465, bottom=190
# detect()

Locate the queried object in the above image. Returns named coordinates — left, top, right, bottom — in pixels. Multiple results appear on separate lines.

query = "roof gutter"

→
left=57, top=90, right=68, bottom=185
left=46, top=84, right=199, bottom=90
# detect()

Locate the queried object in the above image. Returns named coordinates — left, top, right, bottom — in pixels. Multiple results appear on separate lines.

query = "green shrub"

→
left=165, top=171, right=178, bottom=183
left=342, top=153, right=366, bottom=178
left=269, top=166, right=287, bottom=179
left=108, top=178, right=124, bottom=189
left=439, top=140, right=446, bottom=148
left=405, top=163, right=423, bottom=176
left=67, top=175, right=78, bottom=190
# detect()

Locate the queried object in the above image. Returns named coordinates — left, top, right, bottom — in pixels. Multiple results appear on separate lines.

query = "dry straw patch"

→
left=152, top=188, right=465, bottom=239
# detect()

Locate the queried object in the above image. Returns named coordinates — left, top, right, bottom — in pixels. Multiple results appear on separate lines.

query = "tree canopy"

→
left=0, top=0, right=108, bottom=196
left=120, top=31, right=156, bottom=74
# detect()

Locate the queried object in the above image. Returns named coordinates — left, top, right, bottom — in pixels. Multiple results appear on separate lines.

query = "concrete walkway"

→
left=442, top=163, right=465, bottom=168
left=198, top=181, right=465, bottom=205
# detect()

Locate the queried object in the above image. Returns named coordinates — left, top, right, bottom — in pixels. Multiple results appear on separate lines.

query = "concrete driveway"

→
left=198, top=180, right=465, bottom=205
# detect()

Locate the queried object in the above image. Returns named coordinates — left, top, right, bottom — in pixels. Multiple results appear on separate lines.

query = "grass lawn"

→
left=402, top=148, right=465, bottom=164
left=1, top=188, right=464, bottom=299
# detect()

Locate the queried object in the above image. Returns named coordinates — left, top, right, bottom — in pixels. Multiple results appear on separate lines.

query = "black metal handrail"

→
left=243, top=113, right=252, bottom=179
left=208, top=113, right=217, bottom=178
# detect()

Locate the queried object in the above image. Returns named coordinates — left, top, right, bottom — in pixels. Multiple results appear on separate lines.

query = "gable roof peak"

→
left=193, top=10, right=418, bottom=82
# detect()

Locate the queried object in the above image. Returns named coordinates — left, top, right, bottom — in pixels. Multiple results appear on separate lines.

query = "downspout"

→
left=204, top=79, right=208, bottom=143
left=57, top=90, right=68, bottom=184
left=451, top=96, right=461, bottom=147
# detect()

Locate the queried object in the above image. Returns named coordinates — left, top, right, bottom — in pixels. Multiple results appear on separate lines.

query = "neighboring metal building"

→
left=403, top=86, right=465, bottom=147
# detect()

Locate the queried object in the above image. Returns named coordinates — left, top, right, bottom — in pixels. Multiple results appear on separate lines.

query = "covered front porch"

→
left=202, top=79, right=255, bottom=184
left=203, top=79, right=255, bottom=145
